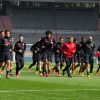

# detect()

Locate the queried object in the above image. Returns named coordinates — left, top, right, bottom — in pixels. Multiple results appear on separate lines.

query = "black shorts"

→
left=32, top=54, right=38, bottom=62
left=55, top=55, right=63, bottom=64
left=0, top=53, right=4, bottom=62
left=85, top=53, right=93, bottom=64
left=37, top=54, right=43, bottom=61
left=43, top=51, right=53, bottom=62
left=3, top=53, right=11, bottom=61
left=15, top=54, right=24, bottom=61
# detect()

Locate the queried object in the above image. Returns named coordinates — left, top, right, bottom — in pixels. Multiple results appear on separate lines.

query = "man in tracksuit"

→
left=62, top=36, right=76, bottom=77
left=28, top=42, right=38, bottom=71
left=84, top=36, right=95, bottom=77
left=1, top=30, right=12, bottom=78
left=73, top=37, right=86, bottom=76
left=14, top=35, right=26, bottom=77
left=29, top=40, right=43, bottom=76
left=53, top=37, right=64, bottom=76
left=77, top=37, right=86, bottom=76
left=40, top=31, right=56, bottom=77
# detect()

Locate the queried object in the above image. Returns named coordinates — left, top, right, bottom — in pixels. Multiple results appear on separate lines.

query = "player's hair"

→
left=81, top=36, right=85, bottom=40
left=0, top=30, right=4, bottom=33
left=45, top=31, right=52, bottom=35
left=19, top=34, right=24, bottom=37
left=59, top=37, right=63, bottom=40
left=74, top=38, right=77, bottom=42
left=5, top=30, right=11, bottom=34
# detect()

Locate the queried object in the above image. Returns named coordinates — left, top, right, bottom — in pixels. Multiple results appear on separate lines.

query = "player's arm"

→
left=24, top=43, right=26, bottom=51
left=72, top=43, right=77, bottom=54
left=13, top=42, right=18, bottom=53
left=62, top=43, right=67, bottom=54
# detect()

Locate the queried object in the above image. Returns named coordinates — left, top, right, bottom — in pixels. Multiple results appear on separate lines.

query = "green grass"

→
left=0, top=63, right=100, bottom=100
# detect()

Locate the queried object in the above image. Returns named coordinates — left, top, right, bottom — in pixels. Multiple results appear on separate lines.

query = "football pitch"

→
left=0, top=63, right=100, bottom=100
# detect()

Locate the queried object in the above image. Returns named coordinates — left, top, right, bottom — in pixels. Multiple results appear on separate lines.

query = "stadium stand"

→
left=98, top=18, right=100, bottom=31
left=10, top=8, right=54, bottom=29
left=9, top=8, right=98, bottom=30
left=0, top=16, right=12, bottom=30
left=0, top=1, right=99, bottom=47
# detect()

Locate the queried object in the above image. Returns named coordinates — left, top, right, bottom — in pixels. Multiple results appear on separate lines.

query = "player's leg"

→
left=90, top=56, right=95, bottom=74
left=0, top=62, right=6, bottom=74
left=9, top=52, right=13, bottom=76
left=37, top=60, right=42, bottom=75
left=85, top=54, right=91, bottom=77
left=42, top=52, right=48, bottom=77
left=28, top=61, right=36, bottom=71
left=72, top=56, right=77, bottom=74
left=4, top=53, right=11, bottom=78
left=43, top=59, right=48, bottom=77
left=56, top=62, right=60, bottom=76
left=9, top=61, right=13, bottom=76
left=5, top=60, right=11, bottom=78
left=47, top=53, right=52, bottom=76
left=65, top=58, right=72, bottom=77
left=15, top=59, right=20, bottom=76
left=19, top=59, right=24, bottom=70
left=0, top=54, right=5, bottom=73
left=28, top=55, right=37, bottom=71
left=96, top=57, right=100, bottom=75
left=47, top=60, right=51, bottom=75
left=52, top=56, right=57, bottom=74
left=77, top=56, right=83, bottom=76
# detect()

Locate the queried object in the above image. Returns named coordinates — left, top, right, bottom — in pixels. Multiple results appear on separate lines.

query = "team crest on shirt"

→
left=45, top=39, right=48, bottom=43
left=72, top=44, right=74, bottom=47
left=18, top=43, right=20, bottom=46
left=50, top=39, right=53, bottom=42
left=5, top=39, right=7, bottom=42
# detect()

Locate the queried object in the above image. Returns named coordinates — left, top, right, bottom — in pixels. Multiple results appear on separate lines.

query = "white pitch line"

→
left=0, top=89, right=100, bottom=93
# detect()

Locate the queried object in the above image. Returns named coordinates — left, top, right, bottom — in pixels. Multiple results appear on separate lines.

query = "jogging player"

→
left=95, top=45, right=100, bottom=75
left=62, top=36, right=76, bottom=77
left=14, top=35, right=26, bottom=77
left=40, top=31, right=56, bottom=77
left=1, top=30, right=12, bottom=78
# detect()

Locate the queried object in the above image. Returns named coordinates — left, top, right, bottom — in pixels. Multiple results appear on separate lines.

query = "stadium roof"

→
left=4, top=0, right=100, bottom=3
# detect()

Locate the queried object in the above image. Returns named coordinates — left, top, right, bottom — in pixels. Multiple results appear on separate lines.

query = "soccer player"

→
left=40, top=31, right=56, bottom=77
left=72, top=39, right=80, bottom=74
left=1, top=36, right=14, bottom=76
left=73, top=37, right=86, bottom=76
left=14, top=35, right=26, bottom=77
left=95, top=45, right=100, bottom=75
left=84, top=36, right=95, bottom=77
left=53, top=37, right=64, bottom=76
left=29, top=40, right=43, bottom=76
left=1, top=30, right=12, bottom=78
left=0, top=31, right=5, bottom=75
left=62, top=36, right=76, bottom=77
left=28, top=42, right=38, bottom=72
left=0, top=31, right=5, bottom=65
left=77, top=37, right=86, bottom=76
left=9, top=37, right=14, bottom=76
